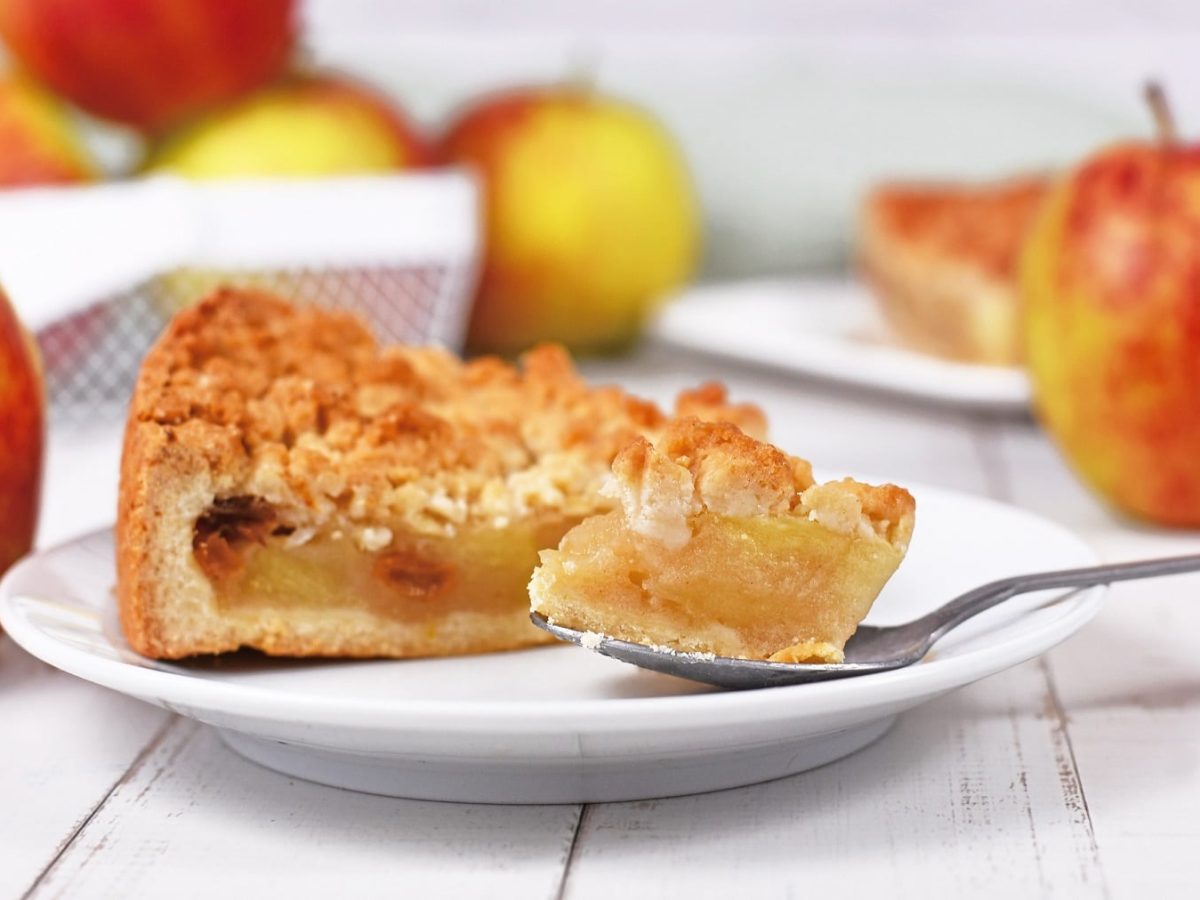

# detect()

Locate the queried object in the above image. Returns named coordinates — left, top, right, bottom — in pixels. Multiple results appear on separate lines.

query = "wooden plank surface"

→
left=561, top=660, right=1106, bottom=899
left=1047, top=581, right=1200, bottom=900
left=991, top=420, right=1200, bottom=899
left=28, top=723, right=582, bottom=900
left=0, top=639, right=169, bottom=899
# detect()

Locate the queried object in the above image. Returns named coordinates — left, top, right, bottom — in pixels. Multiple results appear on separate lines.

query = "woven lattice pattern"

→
left=38, top=264, right=474, bottom=423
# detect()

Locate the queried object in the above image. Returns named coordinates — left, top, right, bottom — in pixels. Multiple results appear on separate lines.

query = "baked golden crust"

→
left=117, top=287, right=765, bottom=659
left=859, top=176, right=1050, bottom=365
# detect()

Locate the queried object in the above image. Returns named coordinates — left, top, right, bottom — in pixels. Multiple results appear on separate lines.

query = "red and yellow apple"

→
left=143, top=73, right=431, bottom=178
left=1023, top=86, right=1200, bottom=525
left=440, top=88, right=700, bottom=354
left=0, top=73, right=95, bottom=186
left=0, top=0, right=295, bottom=133
left=0, top=285, right=43, bottom=577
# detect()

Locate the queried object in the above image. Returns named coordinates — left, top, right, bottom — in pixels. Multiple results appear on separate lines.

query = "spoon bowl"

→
left=531, top=553, right=1200, bottom=690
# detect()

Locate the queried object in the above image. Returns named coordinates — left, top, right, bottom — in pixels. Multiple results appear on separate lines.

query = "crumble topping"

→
left=799, top=478, right=916, bottom=550
left=356, top=526, right=394, bottom=553
left=133, top=289, right=765, bottom=537
left=863, top=176, right=1049, bottom=279
left=604, top=437, right=700, bottom=550
left=580, top=630, right=606, bottom=650
left=607, top=418, right=914, bottom=550
left=674, top=382, right=767, bottom=440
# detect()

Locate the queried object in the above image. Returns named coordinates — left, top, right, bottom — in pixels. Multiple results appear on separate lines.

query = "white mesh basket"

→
left=0, top=173, right=480, bottom=423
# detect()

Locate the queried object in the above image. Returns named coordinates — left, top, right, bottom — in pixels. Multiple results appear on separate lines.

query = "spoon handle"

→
left=918, top=553, right=1200, bottom=648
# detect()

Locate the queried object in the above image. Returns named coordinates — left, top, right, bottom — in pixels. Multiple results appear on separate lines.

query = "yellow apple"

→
left=440, top=88, right=700, bottom=354
left=0, top=73, right=95, bottom=186
left=143, top=73, right=431, bottom=178
left=1023, top=85, right=1200, bottom=525
left=0, top=285, right=44, bottom=578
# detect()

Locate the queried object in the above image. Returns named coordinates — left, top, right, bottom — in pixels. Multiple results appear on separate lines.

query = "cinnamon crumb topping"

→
left=607, top=418, right=914, bottom=549
left=864, top=176, right=1049, bottom=279
left=135, top=288, right=767, bottom=536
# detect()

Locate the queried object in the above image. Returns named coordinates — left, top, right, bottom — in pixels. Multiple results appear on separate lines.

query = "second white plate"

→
left=0, top=481, right=1100, bottom=804
left=653, top=279, right=1031, bottom=412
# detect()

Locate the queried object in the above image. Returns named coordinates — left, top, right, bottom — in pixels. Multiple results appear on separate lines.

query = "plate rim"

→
left=0, top=487, right=1103, bottom=735
left=653, top=277, right=1032, bottom=411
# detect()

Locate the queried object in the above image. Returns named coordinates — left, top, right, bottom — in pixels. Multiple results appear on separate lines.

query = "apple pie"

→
left=530, top=418, right=915, bottom=663
left=116, top=287, right=766, bottom=659
left=858, top=175, right=1050, bottom=366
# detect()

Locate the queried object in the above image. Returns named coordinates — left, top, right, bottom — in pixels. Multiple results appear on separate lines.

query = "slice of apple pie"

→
left=859, top=175, right=1049, bottom=366
left=529, top=419, right=915, bottom=663
left=117, top=288, right=765, bottom=659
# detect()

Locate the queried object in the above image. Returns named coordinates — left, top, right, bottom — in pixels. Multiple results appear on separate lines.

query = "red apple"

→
left=0, top=0, right=295, bottom=132
left=1023, top=85, right=1200, bottom=525
left=0, top=73, right=95, bottom=185
left=0, top=285, right=44, bottom=577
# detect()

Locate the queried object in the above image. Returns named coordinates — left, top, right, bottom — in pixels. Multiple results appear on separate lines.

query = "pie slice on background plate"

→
left=858, top=175, right=1050, bottom=366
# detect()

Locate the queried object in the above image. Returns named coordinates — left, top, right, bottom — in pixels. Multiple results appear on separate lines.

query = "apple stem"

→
left=1145, top=81, right=1179, bottom=145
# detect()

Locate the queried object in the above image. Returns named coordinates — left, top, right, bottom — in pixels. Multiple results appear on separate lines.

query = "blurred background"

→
left=303, top=0, right=1197, bottom=277
left=1, top=2, right=1198, bottom=348
left=8, top=1, right=1200, bottom=273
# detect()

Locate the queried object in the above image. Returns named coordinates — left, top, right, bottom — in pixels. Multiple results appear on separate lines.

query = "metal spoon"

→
left=530, top=554, right=1200, bottom=690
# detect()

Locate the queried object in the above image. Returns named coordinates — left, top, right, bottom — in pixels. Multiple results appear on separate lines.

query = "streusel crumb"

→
left=606, top=417, right=913, bottom=549
left=130, top=288, right=766, bottom=535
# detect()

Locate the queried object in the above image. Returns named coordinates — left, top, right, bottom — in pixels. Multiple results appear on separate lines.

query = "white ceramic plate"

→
left=0, top=483, right=1101, bottom=805
left=653, top=280, right=1031, bottom=412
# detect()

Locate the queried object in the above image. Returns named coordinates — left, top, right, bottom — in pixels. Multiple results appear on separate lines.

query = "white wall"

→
left=300, top=2, right=1200, bottom=277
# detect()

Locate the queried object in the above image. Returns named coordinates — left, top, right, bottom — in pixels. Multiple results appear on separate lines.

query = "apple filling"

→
left=193, top=495, right=579, bottom=624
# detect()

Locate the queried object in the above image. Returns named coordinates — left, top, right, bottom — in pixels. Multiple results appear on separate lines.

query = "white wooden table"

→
left=3, top=345, right=1198, bottom=899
